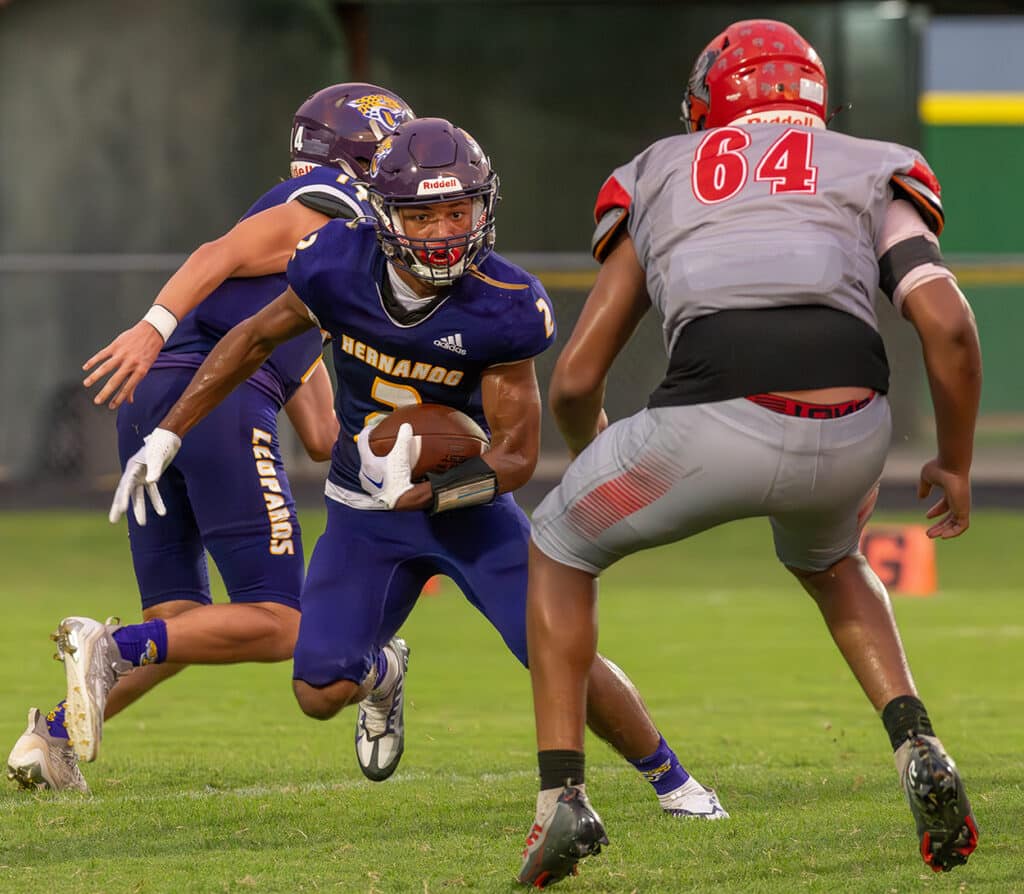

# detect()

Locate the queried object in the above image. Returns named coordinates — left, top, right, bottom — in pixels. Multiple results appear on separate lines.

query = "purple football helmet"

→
left=367, top=117, right=499, bottom=286
left=290, top=82, right=415, bottom=178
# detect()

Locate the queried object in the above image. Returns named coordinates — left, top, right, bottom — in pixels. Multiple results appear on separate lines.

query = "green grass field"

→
left=0, top=509, right=1021, bottom=893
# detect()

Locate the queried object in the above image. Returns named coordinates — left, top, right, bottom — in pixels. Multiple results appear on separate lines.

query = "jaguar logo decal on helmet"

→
left=369, top=136, right=395, bottom=178
left=290, top=83, right=415, bottom=179
left=347, top=94, right=412, bottom=134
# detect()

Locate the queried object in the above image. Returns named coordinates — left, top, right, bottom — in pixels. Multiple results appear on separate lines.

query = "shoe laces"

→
left=361, top=678, right=401, bottom=738
left=55, top=741, right=80, bottom=774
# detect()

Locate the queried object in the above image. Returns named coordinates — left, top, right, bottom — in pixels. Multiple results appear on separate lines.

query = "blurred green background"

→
left=0, top=1, right=1020, bottom=496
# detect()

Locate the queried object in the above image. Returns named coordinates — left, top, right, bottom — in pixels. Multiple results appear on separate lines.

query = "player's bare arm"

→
left=901, top=277, right=982, bottom=539
left=108, top=286, right=318, bottom=526
left=83, top=201, right=329, bottom=409
left=284, top=359, right=340, bottom=462
left=160, top=287, right=317, bottom=439
left=550, top=233, right=651, bottom=456
left=479, top=357, right=543, bottom=491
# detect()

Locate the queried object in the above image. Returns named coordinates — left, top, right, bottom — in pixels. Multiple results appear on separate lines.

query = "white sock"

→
left=535, top=783, right=586, bottom=824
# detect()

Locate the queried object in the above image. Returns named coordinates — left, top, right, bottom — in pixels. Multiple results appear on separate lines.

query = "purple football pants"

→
left=292, top=493, right=530, bottom=687
left=116, top=367, right=304, bottom=610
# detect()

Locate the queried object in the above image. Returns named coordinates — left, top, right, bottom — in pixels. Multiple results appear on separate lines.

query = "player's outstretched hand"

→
left=918, top=458, right=971, bottom=539
left=83, top=321, right=165, bottom=409
left=109, top=428, right=182, bottom=526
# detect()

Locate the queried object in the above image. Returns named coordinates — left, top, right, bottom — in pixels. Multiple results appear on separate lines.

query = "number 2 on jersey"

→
left=691, top=127, right=818, bottom=204
left=535, top=297, right=554, bottom=338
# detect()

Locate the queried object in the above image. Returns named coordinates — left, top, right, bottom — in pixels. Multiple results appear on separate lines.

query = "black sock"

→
left=538, top=750, right=585, bottom=790
left=881, top=695, right=935, bottom=751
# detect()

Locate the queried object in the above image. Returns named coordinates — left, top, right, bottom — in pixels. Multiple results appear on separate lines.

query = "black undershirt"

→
left=647, top=306, right=890, bottom=408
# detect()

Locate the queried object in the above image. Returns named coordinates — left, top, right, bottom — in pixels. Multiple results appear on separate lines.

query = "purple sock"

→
left=45, top=701, right=69, bottom=740
left=372, top=648, right=388, bottom=689
left=112, top=618, right=168, bottom=667
left=630, top=735, right=690, bottom=795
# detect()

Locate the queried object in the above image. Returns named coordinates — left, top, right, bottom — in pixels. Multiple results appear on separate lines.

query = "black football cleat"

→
left=899, top=735, right=979, bottom=872
left=517, top=786, right=609, bottom=888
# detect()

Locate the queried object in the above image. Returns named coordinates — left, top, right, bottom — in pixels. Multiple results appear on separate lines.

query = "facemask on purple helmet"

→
left=367, top=118, right=499, bottom=287
left=289, top=82, right=415, bottom=178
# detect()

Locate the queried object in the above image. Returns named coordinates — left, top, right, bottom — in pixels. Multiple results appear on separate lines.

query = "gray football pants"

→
left=531, top=395, right=892, bottom=574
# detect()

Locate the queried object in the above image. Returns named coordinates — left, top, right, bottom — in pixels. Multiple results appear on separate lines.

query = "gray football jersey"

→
left=593, top=126, right=942, bottom=355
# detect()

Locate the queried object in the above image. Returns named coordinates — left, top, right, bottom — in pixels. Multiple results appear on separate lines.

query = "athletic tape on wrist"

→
left=142, top=304, right=178, bottom=342
left=426, top=455, right=497, bottom=514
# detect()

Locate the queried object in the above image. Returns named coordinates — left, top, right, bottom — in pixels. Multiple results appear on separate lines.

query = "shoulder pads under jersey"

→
left=293, top=189, right=366, bottom=221
left=591, top=206, right=628, bottom=262
left=890, top=161, right=944, bottom=236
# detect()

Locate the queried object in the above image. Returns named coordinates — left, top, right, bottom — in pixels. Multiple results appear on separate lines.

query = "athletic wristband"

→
left=426, top=455, right=498, bottom=515
left=142, top=304, right=178, bottom=342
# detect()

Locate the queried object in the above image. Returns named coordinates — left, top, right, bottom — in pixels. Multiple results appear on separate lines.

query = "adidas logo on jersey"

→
left=434, top=333, right=467, bottom=355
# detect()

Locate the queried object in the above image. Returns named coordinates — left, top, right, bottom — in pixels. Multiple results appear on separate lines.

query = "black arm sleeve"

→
left=878, top=236, right=949, bottom=302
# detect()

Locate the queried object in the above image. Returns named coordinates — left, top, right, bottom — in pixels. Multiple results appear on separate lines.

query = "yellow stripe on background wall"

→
left=537, top=264, right=1024, bottom=293
left=920, top=92, right=1024, bottom=125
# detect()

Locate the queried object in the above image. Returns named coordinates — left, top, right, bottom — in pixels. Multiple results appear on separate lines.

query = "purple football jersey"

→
left=286, top=220, right=556, bottom=493
left=155, top=166, right=373, bottom=406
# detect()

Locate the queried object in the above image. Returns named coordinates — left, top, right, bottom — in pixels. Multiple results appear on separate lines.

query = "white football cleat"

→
left=53, top=616, right=132, bottom=762
left=6, top=707, right=88, bottom=792
left=355, top=637, right=410, bottom=781
left=659, top=776, right=730, bottom=819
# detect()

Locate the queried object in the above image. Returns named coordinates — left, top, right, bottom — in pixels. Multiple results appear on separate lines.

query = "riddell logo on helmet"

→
left=732, top=111, right=824, bottom=127
left=417, top=176, right=463, bottom=195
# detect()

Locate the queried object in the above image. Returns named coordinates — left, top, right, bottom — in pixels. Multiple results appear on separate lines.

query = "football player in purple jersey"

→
left=82, top=82, right=414, bottom=410
left=7, top=84, right=414, bottom=793
left=516, top=19, right=981, bottom=885
left=62, top=118, right=727, bottom=822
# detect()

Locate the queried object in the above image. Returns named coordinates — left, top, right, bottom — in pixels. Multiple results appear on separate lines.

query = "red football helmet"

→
left=681, top=20, right=828, bottom=132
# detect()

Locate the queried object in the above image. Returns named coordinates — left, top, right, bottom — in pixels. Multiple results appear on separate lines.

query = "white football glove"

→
left=356, top=417, right=387, bottom=497
left=109, top=427, right=182, bottom=525
left=356, top=420, right=420, bottom=509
